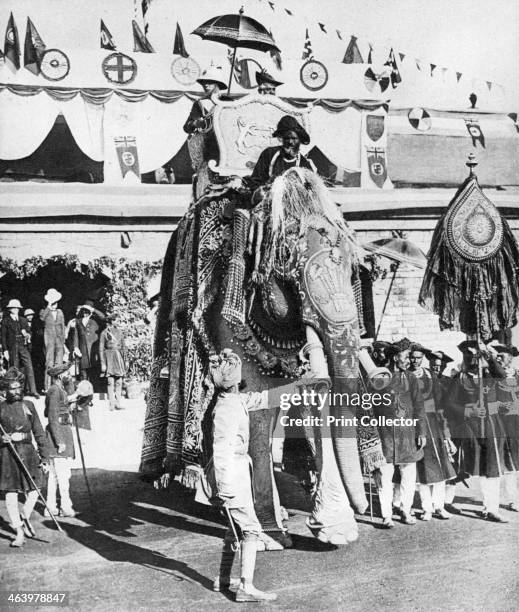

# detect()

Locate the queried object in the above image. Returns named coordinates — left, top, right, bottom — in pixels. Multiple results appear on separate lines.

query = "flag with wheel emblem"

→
left=100, top=20, right=116, bottom=50
left=4, top=12, right=20, bottom=71
left=367, top=147, right=387, bottom=188
left=115, top=137, right=140, bottom=179
left=464, top=118, right=485, bottom=148
left=24, top=17, right=46, bottom=75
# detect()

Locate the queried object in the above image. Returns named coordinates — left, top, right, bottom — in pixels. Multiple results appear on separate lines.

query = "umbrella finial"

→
left=466, top=152, right=478, bottom=177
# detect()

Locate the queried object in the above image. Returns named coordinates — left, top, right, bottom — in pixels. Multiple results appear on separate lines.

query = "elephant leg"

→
left=249, top=408, right=292, bottom=549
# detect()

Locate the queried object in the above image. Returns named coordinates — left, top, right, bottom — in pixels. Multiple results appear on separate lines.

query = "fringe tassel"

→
left=222, top=208, right=250, bottom=325
left=362, top=449, right=386, bottom=474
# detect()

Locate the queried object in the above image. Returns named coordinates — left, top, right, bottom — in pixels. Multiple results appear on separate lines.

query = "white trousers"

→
left=5, top=490, right=39, bottom=528
left=503, top=472, right=518, bottom=504
left=444, top=482, right=456, bottom=505
left=378, top=462, right=416, bottom=519
left=480, top=476, right=501, bottom=515
left=46, top=458, right=73, bottom=513
left=418, top=482, right=446, bottom=513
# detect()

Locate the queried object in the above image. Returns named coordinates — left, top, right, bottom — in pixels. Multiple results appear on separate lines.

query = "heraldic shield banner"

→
left=115, top=136, right=140, bottom=179
left=366, top=114, right=385, bottom=142
left=367, top=148, right=387, bottom=188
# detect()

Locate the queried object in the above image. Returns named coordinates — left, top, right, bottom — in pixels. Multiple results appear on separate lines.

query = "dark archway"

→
left=0, top=263, right=109, bottom=391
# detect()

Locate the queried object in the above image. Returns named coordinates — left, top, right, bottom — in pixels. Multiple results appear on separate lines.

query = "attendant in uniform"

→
left=40, top=289, right=66, bottom=391
left=373, top=338, right=426, bottom=527
left=73, top=304, right=100, bottom=382
left=494, top=344, right=519, bottom=512
left=44, top=364, right=77, bottom=517
left=256, top=69, right=283, bottom=95
left=1, top=300, right=39, bottom=398
left=99, top=313, right=127, bottom=411
left=243, top=115, right=316, bottom=192
left=426, top=350, right=454, bottom=398
left=444, top=340, right=508, bottom=522
left=196, top=349, right=277, bottom=603
left=0, top=371, right=48, bottom=547
left=370, top=340, right=392, bottom=368
left=409, top=343, right=457, bottom=520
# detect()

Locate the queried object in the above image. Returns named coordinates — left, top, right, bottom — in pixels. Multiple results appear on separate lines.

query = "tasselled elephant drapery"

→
left=140, top=168, right=385, bottom=546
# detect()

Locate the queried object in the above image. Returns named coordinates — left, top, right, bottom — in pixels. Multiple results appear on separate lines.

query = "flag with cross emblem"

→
left=102, top=52, right=137, bottom=85
left=366, top=147, right=387, bottom=188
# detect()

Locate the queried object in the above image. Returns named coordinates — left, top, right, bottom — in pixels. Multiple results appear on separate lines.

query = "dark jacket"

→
left=244, top=146, right=316, bottom=192
left=373, top=369, right=426, bottom=464
left=44, top=382, right=75, bottom=459
left=0, top=399, right=48, bottom=491
left=73, top=317, right=100, bottom=370
left=1, top=315, right=31, bottom=354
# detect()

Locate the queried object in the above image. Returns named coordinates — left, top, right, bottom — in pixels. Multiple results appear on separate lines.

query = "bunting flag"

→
left=285, top=8, right=293, bottom=15
left=268, top=1, right=275, bottom=9
left=302, top=28, right=313, bottom=60
left=4, top=12, right=20, bottom=71
left=173, top=22, right=188, bottom=57
left=416, top=59, right=422, bottom=71
left=456, top=71, right=462, bottom=82
left=141, top=0, right=151, bottom=34
left=486, top=81, right=492, bottom=91
left=384, top=47, right=401, bottom=88
left=115, top=136, right=140, bottom=179
left=430, top=63, right=436, bottom=76
left=367, top=44, right=373, bottom=64
left=269, top=29, right=282, bottom=69
left=100, top=19, right=116, bottom=50
left=342, top=35, right=363, bottom=64
left=318, top=23, right=327, bottom=33
left=132, top=19, right=154, bottom=53
left=24, top=17, right=46, bottom=75
left=398, top=52, right=405, bottom=62
left=336, top=30, right=343, bottom=40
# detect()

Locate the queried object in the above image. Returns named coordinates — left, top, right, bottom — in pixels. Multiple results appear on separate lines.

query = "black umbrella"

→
left=362, top=238, right=427, bottom=341
left=192, top=7, right=280, bottom=92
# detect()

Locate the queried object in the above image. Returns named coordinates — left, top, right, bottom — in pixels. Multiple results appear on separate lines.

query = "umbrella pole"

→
left=374, top=262, right=399, bottom=342
left=228, top=46, right=238, bottom=94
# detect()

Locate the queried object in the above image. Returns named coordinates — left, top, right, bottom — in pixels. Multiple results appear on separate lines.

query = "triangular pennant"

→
left=486, top=81, right=492, bottom=91
left=336, top=30, right=343, bottom=40
left=100, top=19, right=116, bottom=51
left=268, top=1, right=275, bottom=9
left=398, top=52, right=405, bottom=62
left=285, top=8, right=293, bottom=15
left=384, top=47, right=401, bottom=87
left=318, top=23, right=327, bottom=33
left=430, top=63, right=436, bottom=76
left=302, top=28, right=313, bottom=60
left=173, top=22, right=188, bottom=57
left=456, top=71, right=462, bottom=82
left=24, top=17, right=46, bottom=75
left=367, top=44, right=373, bottom=64
left=132, top=19, right=154, bottom=53
left=342, top=35, right=363, bottom=64
left=4, top=12, right=20, bottom=71
left=416, top=59, right=422, bottom=71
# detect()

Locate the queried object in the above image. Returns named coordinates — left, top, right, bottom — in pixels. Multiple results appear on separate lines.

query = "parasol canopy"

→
left=192, top=10, right=280, bottom=53
left=362, top=237, right=427, bottom=269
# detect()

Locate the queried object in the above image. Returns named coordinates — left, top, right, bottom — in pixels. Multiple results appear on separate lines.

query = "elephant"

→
left=140, top=167, right=386, bottom=546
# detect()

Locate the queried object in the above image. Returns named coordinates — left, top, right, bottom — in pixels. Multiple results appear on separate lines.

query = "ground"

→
left=0, top=397, right=518, bottom=612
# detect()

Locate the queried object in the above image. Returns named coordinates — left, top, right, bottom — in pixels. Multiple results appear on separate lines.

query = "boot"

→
left=235, top=539, right=277, bottom=602
left=10, top=527, right=25, bottom=548
left=213, top=544, right=238, bottom=592
left=20, top=515, right=36, bottom=538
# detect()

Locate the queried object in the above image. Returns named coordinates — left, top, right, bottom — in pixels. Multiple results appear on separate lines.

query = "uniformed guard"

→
left=373, top=338, right=426, bottom=527
left=409, top=343, right=457, bottom=520
left=494, top=344, right=519, bottom=512
left=444, top=340, right=508, bottom=522
left=0, top=369, right=49, bottom=547
left=44, top=364, right=77, bottom=518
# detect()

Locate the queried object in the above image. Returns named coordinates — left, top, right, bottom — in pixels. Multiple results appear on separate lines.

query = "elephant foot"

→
left=259, top=530, right=293, bottom=550
left=306, top=517, right=358, bottom=546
